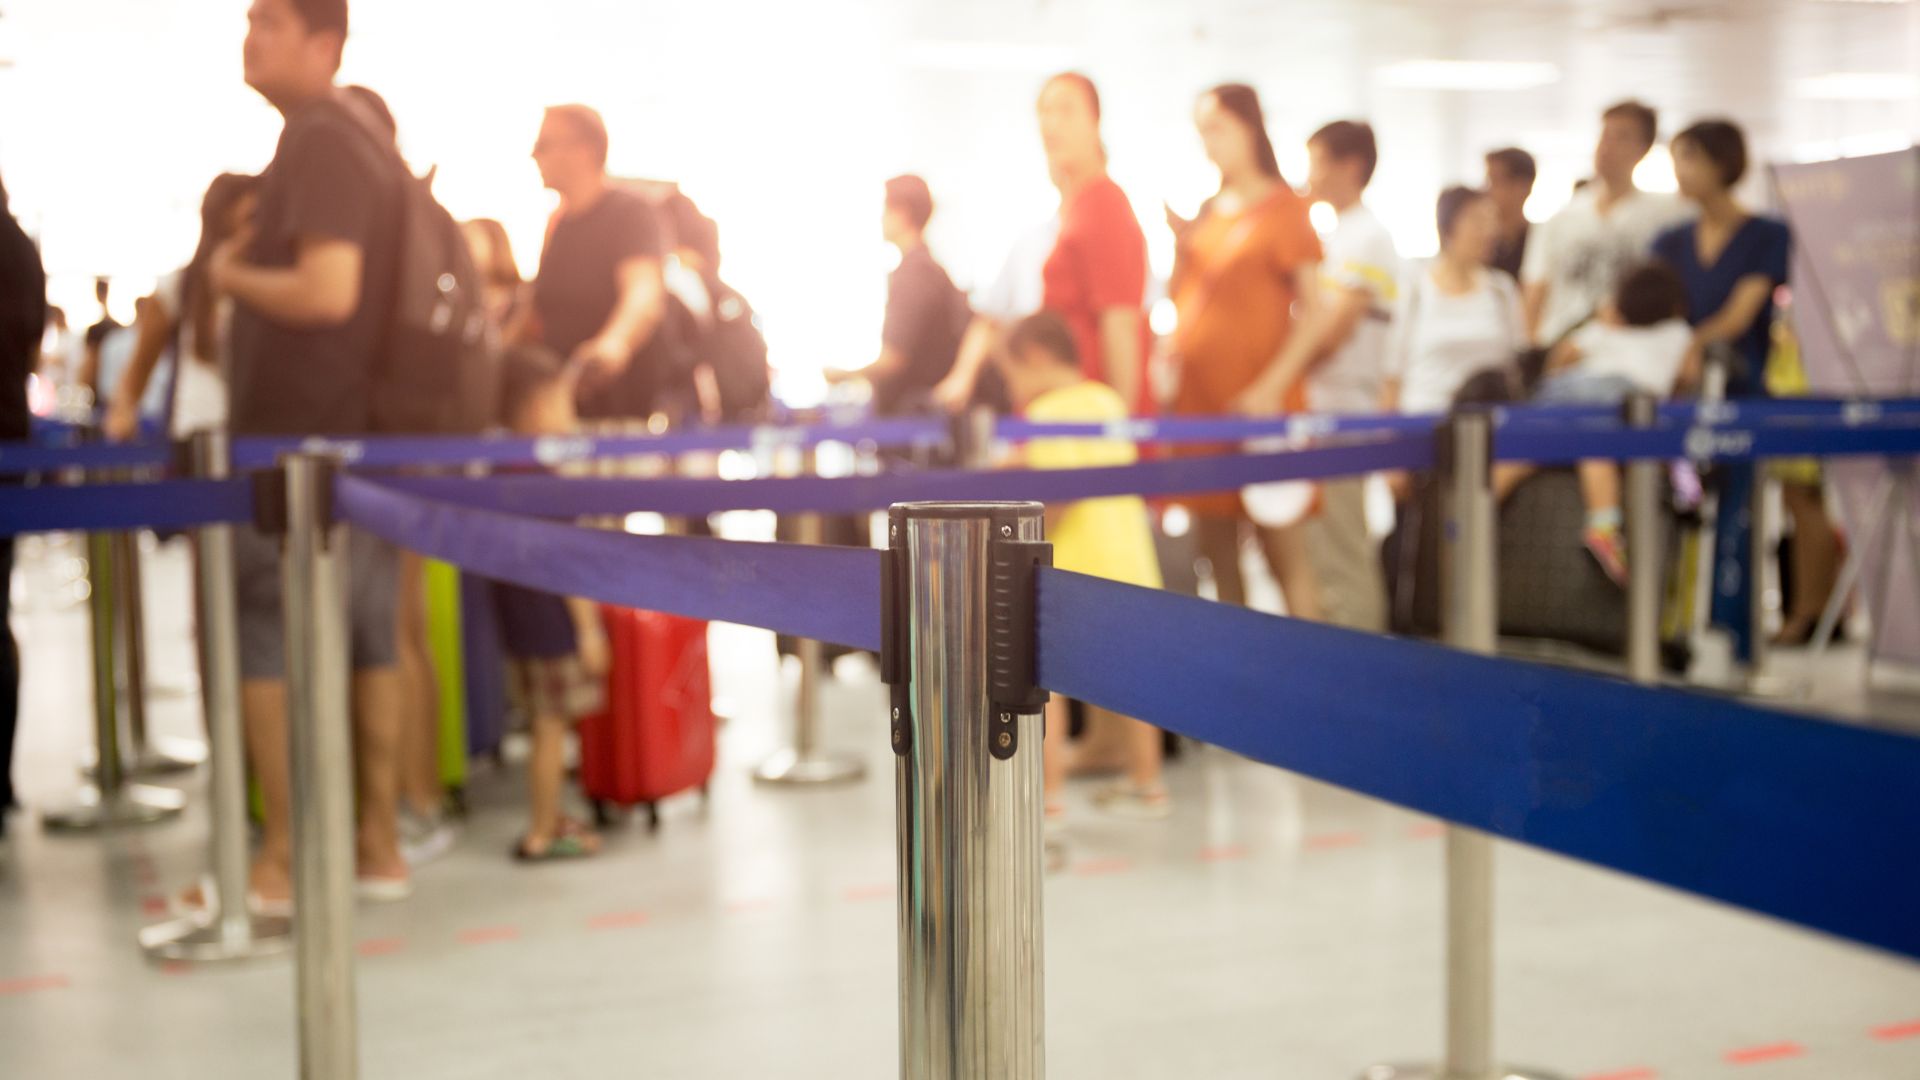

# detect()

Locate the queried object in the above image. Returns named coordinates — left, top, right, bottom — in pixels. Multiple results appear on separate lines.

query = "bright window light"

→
left=1375, top=60, right=1560, bottom=92
left=903, top=41, right=1077, bottom=73
left=1634, top=145, right=1679, bottom=194
left=1791, top=72, right=1920, bottom=101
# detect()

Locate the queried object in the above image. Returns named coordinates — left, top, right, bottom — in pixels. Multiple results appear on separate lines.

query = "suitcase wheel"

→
left=645, top=803, right=662, bottom=833
left=591, top=800, right=616, bottom=829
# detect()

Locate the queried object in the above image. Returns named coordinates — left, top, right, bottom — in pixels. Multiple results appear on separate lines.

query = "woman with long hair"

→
left=1166, top=84, right=1325, bottom=620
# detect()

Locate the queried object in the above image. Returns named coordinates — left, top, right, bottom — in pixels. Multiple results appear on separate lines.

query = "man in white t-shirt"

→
left=1522, top=100, right=1693, bottom=347
left=1236, top=120, right=1396, bottom=632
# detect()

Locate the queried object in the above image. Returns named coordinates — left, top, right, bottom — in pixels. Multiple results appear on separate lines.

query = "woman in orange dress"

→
left=1167, top=84, right=1324, bottom=618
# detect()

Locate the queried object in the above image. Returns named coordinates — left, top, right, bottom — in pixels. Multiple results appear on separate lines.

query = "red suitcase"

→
left=579, top=606, right=716, bottom=831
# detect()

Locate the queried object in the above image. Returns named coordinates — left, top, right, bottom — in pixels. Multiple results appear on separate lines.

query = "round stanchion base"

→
left=1746, top=671, right=1809, bottom=699
left=140, top=909, right=293, bottom=963
left=752, top=748, right=867, bottom=786
left=1359, top=1064, right=1570, bottom=1080
left=42, top=784, right=187, bottom=832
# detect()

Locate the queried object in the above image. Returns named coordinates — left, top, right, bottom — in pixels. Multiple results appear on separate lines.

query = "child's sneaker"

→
left=1092, top=782, right=1172, bottom=821
left=1584, top=526, right=1629, bottom=587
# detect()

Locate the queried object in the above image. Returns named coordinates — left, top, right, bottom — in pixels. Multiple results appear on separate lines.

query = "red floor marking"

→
left=1872, top=1020, right=1920, bottom=1042
left=843, top=884, right=895, bottom=903
left=1303, top=831, right=1366, bottom=851
left=0, top=975, right=69, bottom=996
left=140, top=895, right=169, bottom=917
left=1199, top=845, right=1248, bottom=862
left=456, top=926, right=521, bottom=946
left=1583, top=1068, right=1659, bottom=1080
left=1071, top=858, right=1132, bottom=877
left=1407, top=822, right=1447, bottom=840
left=587, top=911, right=650, bottom=930
left=1724, top=1042, right=1804, bottom=1066
left=159, top=961, right=192, bottom=976
left=356, top=938, right=406, bottom=958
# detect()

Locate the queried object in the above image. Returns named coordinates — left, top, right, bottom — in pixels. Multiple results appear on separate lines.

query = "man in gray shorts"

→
left=211, top=0, right=409, bottom=908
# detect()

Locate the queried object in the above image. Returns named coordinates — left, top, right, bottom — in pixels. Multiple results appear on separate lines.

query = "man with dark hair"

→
left=1235, top=118, right=1396, bottom=633
left=528, top=103, right=668, bottom=420
left=828, top=175, right=972, bottom=415
left=211, top=0, right=410, bottom=907
left=1522, top=99, right=1691, bottom=346
left=0, top=170, right=46, bottom=847
left=1484, top=147, right=1537, bottom=279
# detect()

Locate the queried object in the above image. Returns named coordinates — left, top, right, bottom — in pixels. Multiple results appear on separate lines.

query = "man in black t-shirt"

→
left=528, top=105, right=668, bottom=420
left=829, top=175, right=982, bottom=416
left=209, top=0, right=409, bottom=906
left=0, top=170, right=46, bottom=840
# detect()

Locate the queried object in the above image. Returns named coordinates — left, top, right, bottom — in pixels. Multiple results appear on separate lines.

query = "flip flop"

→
left=355, top=875, right=413, bottom=904
left=511, top=833, right=601, bottom=862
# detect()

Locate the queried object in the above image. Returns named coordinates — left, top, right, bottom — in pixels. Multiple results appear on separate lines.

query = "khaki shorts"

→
left=508, top=655, right=606, bottom=721
left=233, top=525, right=400, bottom=681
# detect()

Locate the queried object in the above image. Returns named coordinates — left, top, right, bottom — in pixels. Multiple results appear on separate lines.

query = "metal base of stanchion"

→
left=1746, top=671, right=1808, bottom=699
left=1359, top=1064, right=1570, bottom=1080
left=752, top=748, right=866, bottom=785
left=82, top=736, right=208, bottom=779
left=140, top=908, right=293, bottom=963
left=42, top=784, right=186, bottom=831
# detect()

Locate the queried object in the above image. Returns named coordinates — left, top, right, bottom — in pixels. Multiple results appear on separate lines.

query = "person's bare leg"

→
left=393, top=552, right=442, bottom=818
left=1195, top=515, right=1247, bottom=607
left=1256, top=522, right=1324, bottom=622
left=524, top=711, right=567, bottom=848
left=1493, top=463, right=1534, bottom=502
left=1103, top=707, right=1164, bottom=790
left=1577, top=460, right=1621, bottom=516
left=351, top=666, right=407, bottom=882
left=1043, top=694, right=1071, bottom=811
left=1781, top=481, right=1842, bottom=640
left=241, top=678, right=293, bottom=903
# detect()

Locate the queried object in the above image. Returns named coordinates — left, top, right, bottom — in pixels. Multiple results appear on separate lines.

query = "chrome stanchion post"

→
left=887, top=501, right=1048, bottom=1080
left=44, top=459, right=185, bottom=830
left=1365, top=411, right=1563, bottom=1080
left=141, top=431, right=292, bottom=961
left=755, top=446, right=866, bottom=785
left=282, top=454, right=359, bottom=1079
left=115, top=526, right=205, bottom=775
left=1745, top=460, right=1796, bottom=695
left=1625, top=393, right=1663, bottom=685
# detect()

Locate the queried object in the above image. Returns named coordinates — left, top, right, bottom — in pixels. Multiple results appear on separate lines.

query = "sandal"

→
left=511, top=833, right=601, bottom=862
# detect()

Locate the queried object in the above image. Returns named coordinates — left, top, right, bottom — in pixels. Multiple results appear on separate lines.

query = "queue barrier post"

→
left=140, top=430, right=293, bottom=961
left=113, top=522, right=206, bottom=776
left=43, top=440, right=186, bottom=831
left=281, top=453, right=360, bottom=1079
left=887, top=500, right=1048, bottom=1079
left=1366, top=411, right=1565, bottom=1080
left=1625, top=393, right=1663, bottom=685
left=754, top=445, right=866, bottom=786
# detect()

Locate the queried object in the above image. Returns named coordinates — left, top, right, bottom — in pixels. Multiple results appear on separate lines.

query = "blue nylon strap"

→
left=998, top=413, right=1440, bottom=444
left=227, top=416, right=950, bottom=472
left=361, top=432, right=1436, bottom=519
left=1496, top=418, right=1920, bottom=466
left=1034, top=566, right=1920, bottom=961
left=0, top=479, right=255, bottom=536
left=0, top=442, right=173, bottom=475
left=333, top=475, right=883, bottom=651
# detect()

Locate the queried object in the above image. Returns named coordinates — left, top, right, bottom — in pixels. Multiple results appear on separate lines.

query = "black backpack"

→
left=704, top=279, right=771, bottom=422
left=333, top=96, right=500, bottom=435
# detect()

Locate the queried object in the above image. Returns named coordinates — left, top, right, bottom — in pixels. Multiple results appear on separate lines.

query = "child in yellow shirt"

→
left=995, top=312, right=1169, bottom=823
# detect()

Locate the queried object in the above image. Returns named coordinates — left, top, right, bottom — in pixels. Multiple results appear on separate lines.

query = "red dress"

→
left=1042, top=175, right=1152, bottom=415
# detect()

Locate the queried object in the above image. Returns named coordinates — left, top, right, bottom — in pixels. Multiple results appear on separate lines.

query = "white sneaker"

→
left=400, top=811, right=461, bottom=868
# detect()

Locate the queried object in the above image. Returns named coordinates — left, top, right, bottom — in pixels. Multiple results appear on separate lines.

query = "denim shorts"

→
left=1533, top=372, right=1638, bottom=407
left=233, top=524, right=399, bottom=680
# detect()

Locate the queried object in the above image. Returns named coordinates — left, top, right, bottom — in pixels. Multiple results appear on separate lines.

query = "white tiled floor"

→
left=3, top=533, right=1920, bottom=1079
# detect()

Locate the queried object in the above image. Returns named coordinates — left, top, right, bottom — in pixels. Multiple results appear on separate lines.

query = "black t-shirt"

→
left=874, top=246, right=971, bottom=415
left=227, top=96, right=400, bottom=437
left=0, top=211, right=45, bottom=442
left=1492, top=224, right=1529, bottom=283
left=533, top=188, right=665, bottom=418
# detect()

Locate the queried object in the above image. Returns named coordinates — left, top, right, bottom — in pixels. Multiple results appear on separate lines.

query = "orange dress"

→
left=1170, top=186, right=1323, bottom=517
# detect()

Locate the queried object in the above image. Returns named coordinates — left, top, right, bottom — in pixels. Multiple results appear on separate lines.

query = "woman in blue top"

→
left=1652, top=119, right=1791, bottom=398
left=1652, top=118, right=1791, bottom=663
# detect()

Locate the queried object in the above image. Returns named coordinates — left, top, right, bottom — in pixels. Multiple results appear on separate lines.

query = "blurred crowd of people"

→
left=0, top=0, right=1845, bottom=875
